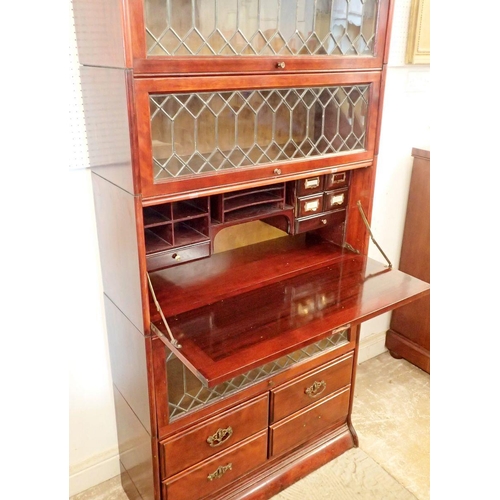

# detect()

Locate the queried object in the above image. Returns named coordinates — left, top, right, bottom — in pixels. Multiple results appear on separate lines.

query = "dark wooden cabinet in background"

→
left=386, top=148, right=430, bottom=373
left=73, top=2, right=430, bottom=499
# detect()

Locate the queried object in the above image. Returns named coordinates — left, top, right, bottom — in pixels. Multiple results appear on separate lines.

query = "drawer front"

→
left=294, top=209, right=346, bottom=234
left=323, top=188, right=348, bottom=212
left=296, top=176, right=324, bottom=196
left=146, top=241, right=210, bottom=272
left=270, top=354, right=353, bottom=423
left=296, top=194, right=324, bottom=218
left=324, top=171, right=350, bottom=190
left=161, top=394, right=268, bottom=478
left=163, top=431, right=268, bottom=500
left=269, top=388, right=350, bottom=458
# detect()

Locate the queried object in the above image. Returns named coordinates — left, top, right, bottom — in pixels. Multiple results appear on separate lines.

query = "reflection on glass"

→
left=150, top=85, right=369, bottom=180
left=145, top=0, right=377, bottom=57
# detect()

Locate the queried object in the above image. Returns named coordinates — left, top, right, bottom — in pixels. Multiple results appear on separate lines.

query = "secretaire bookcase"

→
left=73, top=1, right=430, bottom=499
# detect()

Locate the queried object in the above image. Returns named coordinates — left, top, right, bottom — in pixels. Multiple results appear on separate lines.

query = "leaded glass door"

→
left=135, top=72, right=380, bottom=198
left=128, top=0, right=390, bottom=74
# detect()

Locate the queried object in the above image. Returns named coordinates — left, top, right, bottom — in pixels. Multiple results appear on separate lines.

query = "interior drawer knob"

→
left=274, top=168, right=282, bottom=175
left=172, top=253, right=181, bottom=261
left=276, top=61, right=286, bottom=69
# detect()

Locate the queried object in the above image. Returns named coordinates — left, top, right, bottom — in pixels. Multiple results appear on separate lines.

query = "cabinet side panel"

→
left=113, top=388, right=155, bottom=500
left=389, top=295, right=430, bottom=351
left=397, top=155, right=430, bottom=282
left=72, top=0, right=128, bottom=68
left=92, top=173, right=144, bottom=332
left=104, top=296, right=152, bottom=434
left=80, top=67, right=134, bottom=193
left=345, top=164, right=376, bottom=255
left=387, top=151, right=430, bottom=372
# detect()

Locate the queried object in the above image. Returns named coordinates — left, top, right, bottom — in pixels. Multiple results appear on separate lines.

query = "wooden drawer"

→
left=296, top=194, right=324, bottom=218
left=270, top=353, right=353, bottom=423
left=163, top=431, right=268, bottom=500
left=324, top=171, right=349, bottom=190
left=324, top=188, right=348, bottom=212
left=296, top=175, right=324, bottom=196
left=294, top=209, right=346, bottom=234
left=160, top=394, right=268, bottom=478
left=146, top=240, right=210, bottom=272
left=269, top=388, right=351, bottom=458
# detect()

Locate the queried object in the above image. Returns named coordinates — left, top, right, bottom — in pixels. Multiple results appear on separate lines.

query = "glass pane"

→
left=150, top=85, right=370, bottom=181
left=145, top=0, right=379, bottom=57
left=166, top=329, right=350, bottom=420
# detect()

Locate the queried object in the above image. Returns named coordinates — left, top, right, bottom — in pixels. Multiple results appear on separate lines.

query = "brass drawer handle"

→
left=305, top=380, right=326, bottom=398
left=331, top=172, right=347, bottom=184
left=207, top=426, right=233, bottom=447
left=207, top=463, right=232, bottom=481
left=304, top=200, right=320, bottom=212
left=304, top=177, right=320, bottom=189
left=276, top=61, right=286, bottom=69
left=330, top=193, right=345, bottom=206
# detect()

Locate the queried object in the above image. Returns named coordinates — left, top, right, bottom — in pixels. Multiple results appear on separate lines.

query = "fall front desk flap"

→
left=149, top=235, right=430, bottom=387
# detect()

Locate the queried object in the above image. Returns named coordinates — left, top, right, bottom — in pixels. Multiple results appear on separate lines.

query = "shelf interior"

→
left=145, top=227, right=173, bottom=254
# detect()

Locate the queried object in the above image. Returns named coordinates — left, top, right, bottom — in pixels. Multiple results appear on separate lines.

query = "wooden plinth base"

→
left=205, top=424, right=355, bottom=500
left=386, top=330, right=429, bottom=374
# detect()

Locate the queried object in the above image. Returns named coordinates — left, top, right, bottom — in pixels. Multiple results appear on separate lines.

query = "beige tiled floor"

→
left=71, top=351, right=430, bottom=500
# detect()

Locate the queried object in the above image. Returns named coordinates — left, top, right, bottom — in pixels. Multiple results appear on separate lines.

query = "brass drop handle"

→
left=305, top=380, right=326, bottom=398
left=276, top=61, right=286, bottom=69
left=321, top=219, right=327, bottom=225
left=172, top=253, right=181, bottom=261
left=274, top=168, right=282, bottom=175
left=206, top=426, right=233, bottom=447
left=207, top=463, right=232, bottom=481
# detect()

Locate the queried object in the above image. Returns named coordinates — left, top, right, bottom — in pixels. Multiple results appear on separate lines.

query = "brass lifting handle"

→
left=207, top=426, right=233, bottom=447
left=207, top=463, right=232, bottom=481
left=305, top=380, right=326, bottom=398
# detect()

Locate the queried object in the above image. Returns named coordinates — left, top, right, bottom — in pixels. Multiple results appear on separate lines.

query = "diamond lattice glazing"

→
left=145, top=0, right=378, bottom=57
left=150, top=85, right=369, bottom=180
left=166, top=329, right=349, bottom=420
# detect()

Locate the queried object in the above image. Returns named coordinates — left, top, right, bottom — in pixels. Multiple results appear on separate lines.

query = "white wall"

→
left=359, top=0, right=430, bottom=362
left=68, top=0, right=430, bottom=495
left=69, top=5, right=120, bottom=496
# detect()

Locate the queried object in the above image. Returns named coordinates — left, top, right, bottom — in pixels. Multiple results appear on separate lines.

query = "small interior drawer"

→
left=270, top=353, right=353, bottom=423
left=296, top=176, right=324, bottom=196
left=294, top=209, right=346, bottom=234
left=324, top=171, right=349, bottom=190
left=146, top=240, right=210, bottom=272
left=323, top=188, right=348, bottom=212
left=269, top=387, right=350, bottom=458
left=160, top=394, right=268, bottom=478
left=163, top=430, right=268, bottom=500
left=296, top=194, right=324, bottom=218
